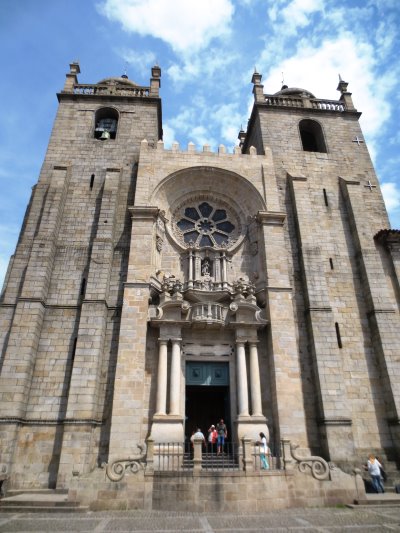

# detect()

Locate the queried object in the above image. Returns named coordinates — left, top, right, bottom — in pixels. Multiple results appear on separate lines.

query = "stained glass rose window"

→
left=176, top=201, right=235, bottom=248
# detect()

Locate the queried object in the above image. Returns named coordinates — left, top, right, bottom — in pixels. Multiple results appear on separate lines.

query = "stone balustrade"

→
left=73, top=84, right=150, bottom=97
left=191, top=302, right=227, bottom=324
left=264, top=94, right=345, bottom=112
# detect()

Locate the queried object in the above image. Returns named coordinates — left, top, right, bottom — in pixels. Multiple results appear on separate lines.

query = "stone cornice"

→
left=129, top=206, right=159, bottom=220
left=256, top=211, right=286, bottom=226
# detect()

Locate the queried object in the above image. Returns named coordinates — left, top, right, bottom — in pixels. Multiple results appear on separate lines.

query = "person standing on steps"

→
left=256, top=432, right=270, bottom=470
left=216, top=418, right=227, bottom=455
left=207, top=424, right=217, bottom=454
left=365, top=454, right=385, bottom=493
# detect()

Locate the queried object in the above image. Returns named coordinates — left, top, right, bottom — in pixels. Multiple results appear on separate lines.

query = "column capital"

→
left=158, top=338, right=168, bottom=345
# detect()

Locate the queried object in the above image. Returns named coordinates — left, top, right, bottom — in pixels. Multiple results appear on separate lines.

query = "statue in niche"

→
left=201, top=258, right=212, bottom=276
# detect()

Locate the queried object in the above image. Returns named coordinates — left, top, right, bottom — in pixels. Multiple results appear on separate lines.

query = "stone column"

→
left=155, top=340, right=168, bottom=415
left=249, top=342, right=263, bottom=416
left=222, top=253, right=228, bottom=288
left=188, top=250, right=193, bottom=288
left=169, top=339, right=181, bottom=415
left=236, top=341, right=249, bottom=416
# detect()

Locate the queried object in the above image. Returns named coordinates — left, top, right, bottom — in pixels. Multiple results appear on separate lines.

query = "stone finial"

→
left=152, top=65, right=161, bottom=78
left=336, top=75, right=355, bottom=111
left=251, top=70, right=264, bottom=103
left=150, top=64, right=161, bottom=96
left=238, top=128, right=246, bottom=148
left=188, top=142, right=196, bottom=152
left=141, top=139, right=148, bottom=150
left=69, top=62, right=80, bottom=75
left=172, top=141, right=179, bottom=152
left=249, top=146, right=257, bottom=156
left=203, top=143, right=211, bottom=152
left=63, top=61, right=80, bottom=92
left=218, top=144, right=226, bottom=154
left=157, top=139, right=164, bottom=150
left=234, top=145, right=241, bottom=155
left=251, top=70, right=262, bottom=85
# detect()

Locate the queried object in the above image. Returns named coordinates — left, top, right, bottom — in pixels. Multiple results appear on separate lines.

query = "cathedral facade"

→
left=0, top=62, right=399, bottom=510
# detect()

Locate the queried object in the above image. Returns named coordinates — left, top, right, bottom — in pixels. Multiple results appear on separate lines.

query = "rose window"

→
left=176, top=202, right=235, bottom=248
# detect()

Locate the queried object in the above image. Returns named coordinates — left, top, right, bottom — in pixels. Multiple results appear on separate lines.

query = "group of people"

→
left=190, top=423, right=270, bottom=469
left=190, top=419, right=228, bottom=455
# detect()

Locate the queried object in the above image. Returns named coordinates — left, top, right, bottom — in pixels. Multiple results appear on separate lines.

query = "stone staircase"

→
left=0, top=489, right=88, bottom=513
left=182, top=452, right=240, bottom=471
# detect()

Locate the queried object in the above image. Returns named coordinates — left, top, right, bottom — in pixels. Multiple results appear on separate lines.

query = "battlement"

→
left=140, top=139, right=262, bottom=157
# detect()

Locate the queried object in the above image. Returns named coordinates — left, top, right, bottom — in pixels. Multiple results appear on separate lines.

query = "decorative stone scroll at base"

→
left=103, top=443, right=147, bottom=482
left=290, top=443, right=330, bottom=480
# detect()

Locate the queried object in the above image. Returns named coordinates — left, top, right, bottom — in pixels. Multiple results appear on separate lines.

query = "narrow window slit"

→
left=323, top=188, right=328, bottom=206
left=335, top=322, right=342, bottom=348
left=329, top=258, right=334, bottom=270
left=90, top=174, right=95, bottom=189
left=71, top=338, right=77, bottom=361
left=80, top=278, right=86, bottom=296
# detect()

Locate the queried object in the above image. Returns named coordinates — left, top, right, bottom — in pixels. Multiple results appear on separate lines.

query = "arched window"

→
left=94, top=107, right=119, bottom=140
left=299, top=119, right=327, bottom=153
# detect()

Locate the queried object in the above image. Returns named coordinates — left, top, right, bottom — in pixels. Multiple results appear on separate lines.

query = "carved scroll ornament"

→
left=103, top=443, right=146, bottom=482
left=290, top=443, right=330, bottom=481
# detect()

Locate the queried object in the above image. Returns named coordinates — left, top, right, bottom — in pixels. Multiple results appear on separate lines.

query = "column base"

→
left=150, top=415, right=184, bottom=443
left=235, top=415, right=269, bottom=442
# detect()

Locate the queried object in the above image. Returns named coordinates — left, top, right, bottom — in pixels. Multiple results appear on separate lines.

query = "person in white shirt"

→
left=191, top=428, right=206, bottom=446
left=257, top=432, right=270, bottom=470
left=366, top=454, right=385, bottom=493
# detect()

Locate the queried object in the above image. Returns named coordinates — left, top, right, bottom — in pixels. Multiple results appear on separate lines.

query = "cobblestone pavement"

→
left=0, top=506, right=400, bottom=532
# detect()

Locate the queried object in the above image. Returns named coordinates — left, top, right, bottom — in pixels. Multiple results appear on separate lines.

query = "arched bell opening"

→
left=94, top=107, right=119, bottom=140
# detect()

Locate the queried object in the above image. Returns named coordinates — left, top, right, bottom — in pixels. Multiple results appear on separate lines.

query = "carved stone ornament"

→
left=103, top=443, right=147, bottom=482
left=290, top=443, right=330, bottom=481
left=155, top=214, right=166, bottom=253
left=156, top=235, right=163, bottom=252
left=250, top=241, right=258, bottom=256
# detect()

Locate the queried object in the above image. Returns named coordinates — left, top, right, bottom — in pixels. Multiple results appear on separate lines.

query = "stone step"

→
left=0, top=490, right=86, bottom=513
left=0, top=504, right=89, bottom=513
left=352, top=493, right=400, bottom=506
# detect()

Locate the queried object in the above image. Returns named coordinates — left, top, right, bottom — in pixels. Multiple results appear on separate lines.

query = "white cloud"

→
left=381, top=182, right=400, bottom=212
left=280, top=0, right=324, bottom=34
left=167, top=48, right=239, bottom=85
left=99, top=0, right=234, bottom=54
left=118, top=49, right=157, bottom=78
left=262, top=35, right=393, bottom=142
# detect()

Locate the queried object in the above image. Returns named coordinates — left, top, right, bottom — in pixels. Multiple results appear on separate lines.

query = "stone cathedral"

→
left=0, top=62, right=399, bottom=511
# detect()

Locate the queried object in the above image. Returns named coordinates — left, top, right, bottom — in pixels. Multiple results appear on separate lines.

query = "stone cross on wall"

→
left=364, top=180, right=376, bottom=191
left=352, top=136, right=364, bottom=146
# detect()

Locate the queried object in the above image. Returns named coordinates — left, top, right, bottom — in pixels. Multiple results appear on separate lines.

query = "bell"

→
left=100, top=130, right=110, bottom=140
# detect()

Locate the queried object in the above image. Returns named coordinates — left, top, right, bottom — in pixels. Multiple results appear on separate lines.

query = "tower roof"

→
left=273, top=86, right=316, bottom=98
left=96, top=76, right=139, bottom=87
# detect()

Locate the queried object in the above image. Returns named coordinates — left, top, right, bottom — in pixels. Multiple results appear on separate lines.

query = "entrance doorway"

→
left=185, top=362, right=230, bottom=442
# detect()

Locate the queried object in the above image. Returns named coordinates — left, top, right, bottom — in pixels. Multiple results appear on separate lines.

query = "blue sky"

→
left=1, top=0, right=399, bottom=286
